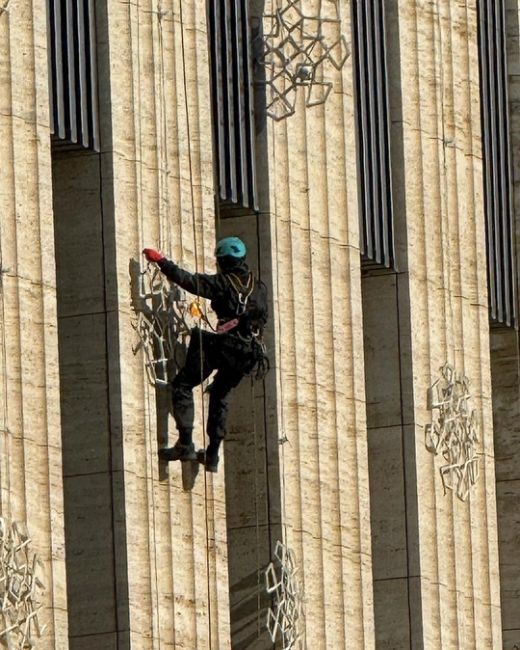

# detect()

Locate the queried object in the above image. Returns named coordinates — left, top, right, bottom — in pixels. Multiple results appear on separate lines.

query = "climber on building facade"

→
left=142, top=237, right=268, bottom=472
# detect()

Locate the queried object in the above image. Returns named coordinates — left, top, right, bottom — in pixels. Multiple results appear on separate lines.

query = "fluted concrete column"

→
left=258, top=1, right=375, bottom=647
left=55, top=0, right=230, bottom=647
left=0, top=0, right=68, bottom=647
left=105, top=0, right=230, bottom=647
left=380, top=0, right=503, bottom=646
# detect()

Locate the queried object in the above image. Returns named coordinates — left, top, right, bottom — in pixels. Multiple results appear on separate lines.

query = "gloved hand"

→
left=142, top=248, right=165, bottom=263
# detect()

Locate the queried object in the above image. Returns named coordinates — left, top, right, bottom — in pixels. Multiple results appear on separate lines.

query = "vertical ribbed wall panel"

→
left=260, top=1, right=375, bottom=647
left=103, top=0, right=230, bottom=647
left=351, top=0, right=395, bottom=269
left=477, top=0, right=516, bottom=327
left=209, top=0, right=258, bottom=210
left=391, top=0, right=502, bottom=646
left=47, top=0, right=99, bottom=150
left=0, top=0, right=68, bottom=647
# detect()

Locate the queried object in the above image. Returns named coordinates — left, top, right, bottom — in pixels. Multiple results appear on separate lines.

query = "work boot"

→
left=196, top=449, right=219, bottom=473
left=159, top=441, right=196, bottom=462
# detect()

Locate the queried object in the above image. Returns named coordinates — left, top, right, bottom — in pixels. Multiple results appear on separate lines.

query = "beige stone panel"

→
left=436, top=4, right=482, bottom=648
left=264, top=2, right=374, bottom=646
left=0, top=5, right=24, bottom=524
left=105, top=0, right=229, bottom=647
left=395, top=2, right=444, bottom=646
left=103, top=2, right=166, bottom=645
left=305, top=56, right=363, bottom=644
left=326, top=63, right=374, bottom=647
left=0, top=0, right=68, bottom=645
left=396, top=0, right=502, bottom=647
left=452, top=3, right=501, bottom=646
left=400, top=1, right=455, bottom=647
left=280, top=102, right=328, bottom=646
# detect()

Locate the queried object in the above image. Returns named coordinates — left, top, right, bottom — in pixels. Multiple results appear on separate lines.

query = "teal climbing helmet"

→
left=215, top=236, right=247, bottom=259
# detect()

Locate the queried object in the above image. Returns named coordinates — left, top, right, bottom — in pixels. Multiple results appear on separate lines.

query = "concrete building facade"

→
left=0, top=0, right=518, bottom=649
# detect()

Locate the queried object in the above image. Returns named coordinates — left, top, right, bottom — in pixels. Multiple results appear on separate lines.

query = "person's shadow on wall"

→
left=129, top=258, right=199, bottom=489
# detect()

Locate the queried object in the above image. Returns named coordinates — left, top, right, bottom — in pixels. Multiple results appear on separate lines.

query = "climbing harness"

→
left=223, top=270, right=270, bottom=380
left=225, top=271, right=255, bottom=315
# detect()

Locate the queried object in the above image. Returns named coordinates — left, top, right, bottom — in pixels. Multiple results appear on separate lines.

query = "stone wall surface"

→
left=259, top=1, right=375, bottom=647
left=0, top=0, right=68, bottom=647
left=103, top=0, right=231, bottom=647
left=0, top=0, right=515, bottom=649
left=493, top=1, right=520, bottom=647
left=391, top=1, right=502, bottom=647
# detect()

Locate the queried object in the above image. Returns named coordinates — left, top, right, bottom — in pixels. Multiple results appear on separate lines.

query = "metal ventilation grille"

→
left=47, top=0, right=99, bottom=151
left=208, top=0, right=258, bottom=211
left=351, top=0, right=395, bottom=269
left=477, top=0, right=517, bottom=327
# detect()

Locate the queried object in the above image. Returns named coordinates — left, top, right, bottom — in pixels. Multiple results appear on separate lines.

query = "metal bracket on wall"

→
left=256, top=0, right=349, bottom=120
left=265, top=540, right=305, bottom=649
left=425, top=363, right=481, bottom=502
left=0, top=519, right=46, bottom=648
left=130, top=263, right=192, bottom=388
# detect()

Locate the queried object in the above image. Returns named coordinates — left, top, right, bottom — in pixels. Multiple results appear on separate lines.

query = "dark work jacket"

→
left=158, top=258, right=268, bottom=337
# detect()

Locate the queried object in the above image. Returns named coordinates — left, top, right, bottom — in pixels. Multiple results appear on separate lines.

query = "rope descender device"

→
left=189, top=300, right=203, bottom=319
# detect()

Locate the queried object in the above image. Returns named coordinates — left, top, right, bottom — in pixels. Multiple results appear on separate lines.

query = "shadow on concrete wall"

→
left=128, top=257, right=199, bottom=490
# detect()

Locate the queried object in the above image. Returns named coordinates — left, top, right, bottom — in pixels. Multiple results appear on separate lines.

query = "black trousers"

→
left=171, top=327, right=253, bottom=450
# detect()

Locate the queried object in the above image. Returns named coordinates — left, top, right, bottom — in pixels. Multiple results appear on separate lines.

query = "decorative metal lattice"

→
left=256, top=0, right=349, bottom=120
left=0, top=519, right=46, bottom=649
left=425, top=363, right=481, bottom=501
left=131, top=264, right=193, bottom=387
left=265, top=540, right=305, bottom=649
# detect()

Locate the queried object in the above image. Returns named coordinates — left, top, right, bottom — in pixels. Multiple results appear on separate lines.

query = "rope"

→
left=178, top=1, right=213, bottom=647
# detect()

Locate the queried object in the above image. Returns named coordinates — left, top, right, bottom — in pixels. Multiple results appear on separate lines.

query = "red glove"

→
left=142, top=248, right=165, bottom=263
